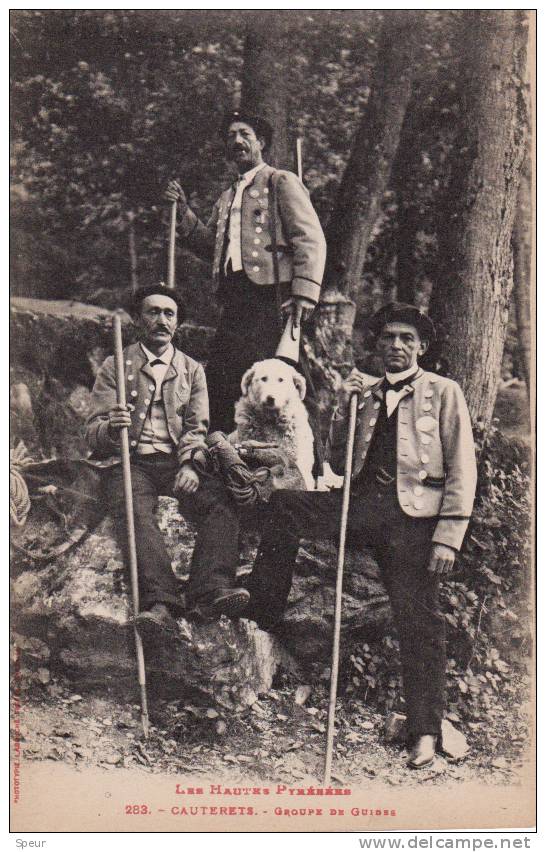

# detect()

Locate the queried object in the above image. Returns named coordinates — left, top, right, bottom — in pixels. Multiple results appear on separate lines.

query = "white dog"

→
left=231, top=358, right=315, bottom=491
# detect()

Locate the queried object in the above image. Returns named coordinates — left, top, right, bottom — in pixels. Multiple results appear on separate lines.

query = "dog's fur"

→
left=231, top=358, right=315, bottom=491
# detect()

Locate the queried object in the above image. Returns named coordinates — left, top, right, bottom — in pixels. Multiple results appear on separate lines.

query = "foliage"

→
left=346, top=636, right=403, bottom=715
left=10, top=10, right=242, bottom=309
left=345, top=424, right=532, bottom=726
left=11, top=633, right=51, bottom=692
left=11, top=11, right=464, bottom=313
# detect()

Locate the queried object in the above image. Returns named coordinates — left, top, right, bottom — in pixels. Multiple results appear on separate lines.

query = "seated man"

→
left=85, top=283, right=249, bottom=632
left=245, top=302, right=477, bottom=769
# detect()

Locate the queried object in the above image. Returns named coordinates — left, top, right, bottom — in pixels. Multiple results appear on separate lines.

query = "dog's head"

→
left=240, top=358, right=306, bottom=413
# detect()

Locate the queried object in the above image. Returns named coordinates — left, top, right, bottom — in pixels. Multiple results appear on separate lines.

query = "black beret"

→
left=132, top=283, right=186, bottom=324
left=221, top=110, right=273, bottom=150
left=367, top=302, right=436, bottom=342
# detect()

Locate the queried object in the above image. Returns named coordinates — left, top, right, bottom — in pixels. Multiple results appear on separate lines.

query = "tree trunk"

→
left=241, top=13, right=290, bottom=170
left=429, top=10, right=528, bottom=430
left=512, top=171, right=532, bottom=396
left=127, top=210, right=138, bottom=295
left=390, top=92, right=433, bottom=307
left=394, top=206, right=419, bottom=305
left=323, top=12, right=418, bottom=300
left=311, top=12, right=418, bottom=376
left=512, top=61, right=532, bottom=397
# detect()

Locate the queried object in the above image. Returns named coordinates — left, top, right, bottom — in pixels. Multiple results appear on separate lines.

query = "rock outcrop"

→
left=12, top=497, right=289, bottom=710
left=274, top=541, right=391, bottom=661
left=12, top=492, right=393, bottom=705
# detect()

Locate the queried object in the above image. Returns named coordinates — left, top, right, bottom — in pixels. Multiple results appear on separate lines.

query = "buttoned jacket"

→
left=327, top=369, right=477, bottom=551
left=85, top=342, right=209, bottom=469
left=178, top=164, right=326, bottom=304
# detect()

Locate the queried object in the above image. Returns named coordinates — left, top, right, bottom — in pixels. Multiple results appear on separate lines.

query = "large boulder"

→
left=12, top=486, right=393, bottom=704
left=11, top=497, right=289, bottom=711
left=276, top=540, right=392, bottom=661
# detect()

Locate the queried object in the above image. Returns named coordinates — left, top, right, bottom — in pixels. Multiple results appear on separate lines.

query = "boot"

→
left=135, top=603, right=177, bottom=636
left=407, top=734, right=438, bottom=769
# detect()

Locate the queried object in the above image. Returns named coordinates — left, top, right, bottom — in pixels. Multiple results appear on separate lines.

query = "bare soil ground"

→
left=14, top=670, right=531, bottom=790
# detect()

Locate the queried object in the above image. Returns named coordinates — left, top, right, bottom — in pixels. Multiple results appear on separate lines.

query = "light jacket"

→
left=178, top=163, right=326, bottom=304
left=327, top=369, right=477, bottom=551
left=85, top=342, right=209, bottom=468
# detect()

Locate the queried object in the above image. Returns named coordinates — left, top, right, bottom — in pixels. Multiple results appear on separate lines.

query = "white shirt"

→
left=385, top=365, right=418, bottom=418
left=137, top=343, right=175, bottom=454
left=140, top=343, right=173, bottom=400
left=224, top=162, right=266, bottom=274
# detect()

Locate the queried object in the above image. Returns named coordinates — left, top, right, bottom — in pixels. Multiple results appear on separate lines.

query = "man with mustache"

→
left=165, top=110, right=326, bottom=434
left=244, top=303, right=477, bottom=769
left=85, top=284, right=249, bottom=633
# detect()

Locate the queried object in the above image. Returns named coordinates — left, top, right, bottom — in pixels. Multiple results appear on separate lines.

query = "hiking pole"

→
left=113, top=313, right=150, bottom=739
left=324, top=391, right=358, bottom=785
left=167, top=197, right=177, bottom=289
left=296, top=137, right=303, bottom=182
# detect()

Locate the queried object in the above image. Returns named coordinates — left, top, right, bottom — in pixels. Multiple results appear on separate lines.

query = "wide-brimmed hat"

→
left=221, top=110, right=273, bottom=150
left=132, top=283, right=186, bottom=323
left=367, top=302, right=436, bottom=342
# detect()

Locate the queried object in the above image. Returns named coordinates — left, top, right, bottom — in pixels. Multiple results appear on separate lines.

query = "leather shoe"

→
left=407, top=734, right=438, bottom=769
left=135, top=603, right=177, bottom=636
left=198, top=588, right=250, bottom=619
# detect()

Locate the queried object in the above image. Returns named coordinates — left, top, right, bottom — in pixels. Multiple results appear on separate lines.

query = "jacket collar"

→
left=222, top=162, right=273, bottom=201
left=237, top=161, right=267, bottom=188
left=139, top=341, right=174, bottom=366
left=126, top=341, right=184, bottom=384
left=371, top=367, right=424, bottom=401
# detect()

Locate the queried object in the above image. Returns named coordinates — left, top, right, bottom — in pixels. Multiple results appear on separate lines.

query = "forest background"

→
left=9, top=9, right=535, bottom=772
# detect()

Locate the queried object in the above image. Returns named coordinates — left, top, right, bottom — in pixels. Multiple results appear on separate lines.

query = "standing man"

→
left=85, top=284, right=249, bottom=631
left=244, top=303, right=477, bottom=768
left=165, top=109, right=326, bottom=433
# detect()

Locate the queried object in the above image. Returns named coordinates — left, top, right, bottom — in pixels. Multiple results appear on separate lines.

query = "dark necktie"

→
left=384, top=371, right=418, bottom=392
left=384, top=371, right=418, bottom=417
left=150, top=359, right=164, bottom=367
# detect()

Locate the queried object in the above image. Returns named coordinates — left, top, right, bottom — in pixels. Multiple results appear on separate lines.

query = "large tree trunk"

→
left=241, top=13, right=290, bottom=170
left=511, top=48, right=532, bottom=398
left=323, top=12, right=418, bottom=301
left=127, top=210, right=138, bottom=295
left=512, top=168, right=532, bottom=396
left=394, top=206, right=420, bottom=305
left=312, top=13, right=418, bottom=374
left=429, top=10, right=528, bottom=430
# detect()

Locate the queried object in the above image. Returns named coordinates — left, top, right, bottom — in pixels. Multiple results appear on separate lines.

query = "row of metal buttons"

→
left=359, top=378, right=439, bottom=510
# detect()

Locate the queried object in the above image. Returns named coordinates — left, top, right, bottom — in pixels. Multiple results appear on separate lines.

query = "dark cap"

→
left=221, top=110, right=273, bottom=150
left=132, top=283, right=186, bottom=323
left=367, top=302, right=436, bottom=342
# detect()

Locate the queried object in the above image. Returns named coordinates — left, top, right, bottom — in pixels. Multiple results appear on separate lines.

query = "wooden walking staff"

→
left=296, top=137, right=303, bottom=182
left=323, top=391, right=359, bottom=785
left=113, top=313, right=150, bottom=739
left=167, top=198, right=177, bottom=289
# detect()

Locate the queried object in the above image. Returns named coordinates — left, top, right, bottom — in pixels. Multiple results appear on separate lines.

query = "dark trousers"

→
left=206, top=273, right=284, bottom=433
left=245, top=483, right=446, bottom=737
left=102, top=454, right=240, bottom=612
left=206, top=272, right=324, bottom=477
